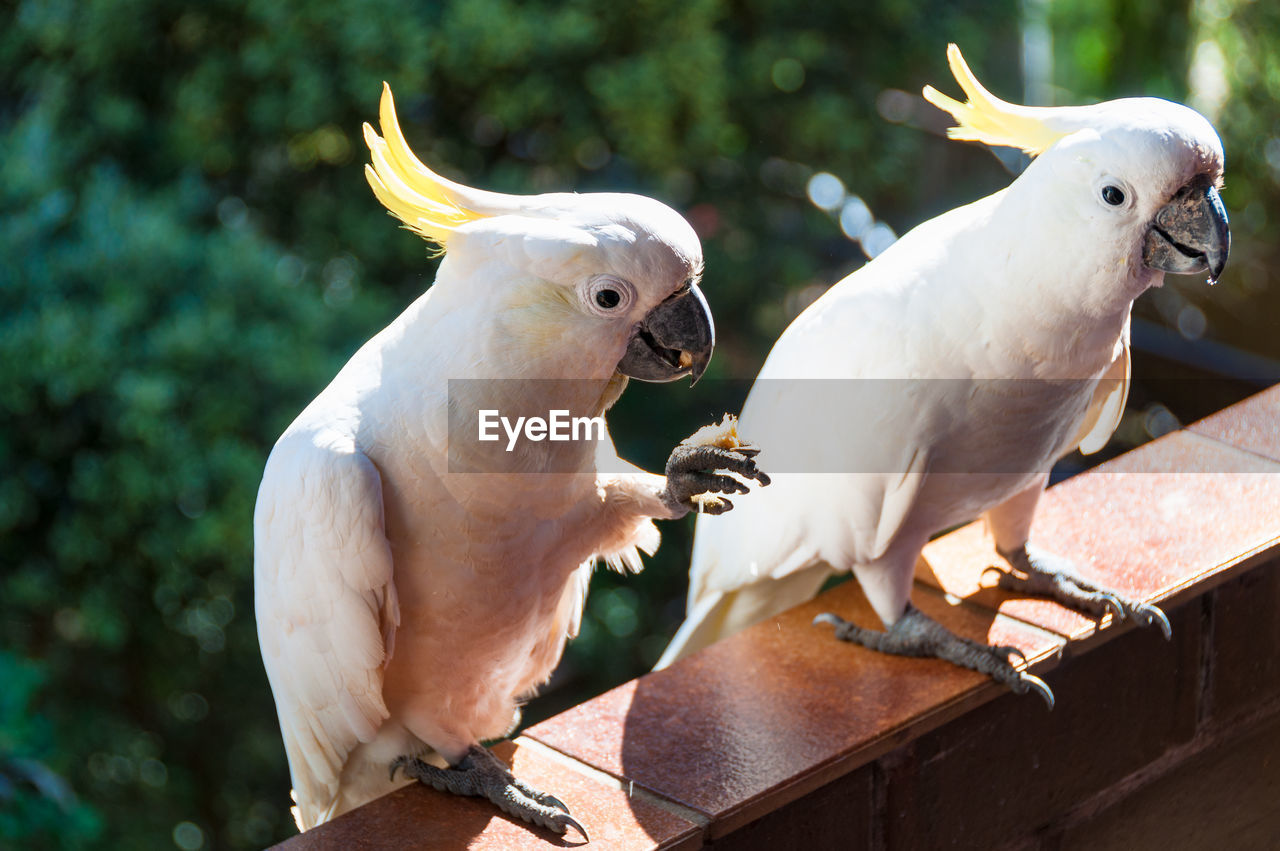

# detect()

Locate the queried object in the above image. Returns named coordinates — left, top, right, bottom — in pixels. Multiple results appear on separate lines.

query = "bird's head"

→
left=924, top=45, right=1229, bottom=294
left=363, top=84, right=712, bottom=385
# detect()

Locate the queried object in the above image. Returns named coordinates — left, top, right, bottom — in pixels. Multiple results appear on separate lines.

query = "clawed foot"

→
left=391, top=745, right=588, bottom=841
left=662, top=440, right=771, bottom=516
left=814, top=605, right=1054, bottom=709
left=988, top=544, right=1172, bottom=640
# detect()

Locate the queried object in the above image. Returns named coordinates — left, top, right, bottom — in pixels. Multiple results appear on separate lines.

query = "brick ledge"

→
left=275, top=383, right=1280, bottom=849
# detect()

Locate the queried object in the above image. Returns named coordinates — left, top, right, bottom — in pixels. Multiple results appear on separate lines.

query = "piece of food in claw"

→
left=690, top=493, right=728, bottom=513
left=680, top=414, right=748, bottom=450
left=682, top=414, right=755, bottom=514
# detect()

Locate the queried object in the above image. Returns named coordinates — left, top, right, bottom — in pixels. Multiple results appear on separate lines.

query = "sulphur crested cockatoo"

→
left=255, top=84, right=768, bottom=837
left=657, top=45, right=1229, bottom=707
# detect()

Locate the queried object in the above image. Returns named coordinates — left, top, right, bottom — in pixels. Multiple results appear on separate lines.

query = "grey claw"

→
left=389, top=756, right=409, bottom=781
left=1003, top=645, right=1028, bottom=668
left=1100, top=593, right=1125, bottom=621
left=668, top=445, right=764, bottom=480
left=1018, top=672, right=1055, bottom=710
left=542, top=794, right=570, bottom=814
left=813, top=612, right=846, bottom=629
left=558, top=813, right=589, bottom=842
left=1136, top=602, right=1172, bottom=640
left=699, top=496, right=733, bottom=515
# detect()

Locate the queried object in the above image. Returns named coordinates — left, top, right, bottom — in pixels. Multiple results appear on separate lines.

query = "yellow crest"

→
left=363, top=84, right=488, bottom=249
left=922, top=44, right=1069, bottom=156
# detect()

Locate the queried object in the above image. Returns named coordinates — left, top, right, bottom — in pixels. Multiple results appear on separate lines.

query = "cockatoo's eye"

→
left=1101, top=185, right=1126, bottom=206
left=579, top=275, right=635, bottom=317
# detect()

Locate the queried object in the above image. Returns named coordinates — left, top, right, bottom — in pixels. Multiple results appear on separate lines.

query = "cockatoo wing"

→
left=656, top=447, right=929, bottom=667
left=1073, top=316, right=1131, bottom=455
left=254, top=435, right=400, bottom=830
left=657, top=281, right=935, bottom=666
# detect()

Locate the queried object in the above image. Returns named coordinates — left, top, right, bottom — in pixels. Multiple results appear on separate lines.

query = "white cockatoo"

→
left=254, top=84, right=768, bottom=837
left=657, top=45, right=1229, bottom=707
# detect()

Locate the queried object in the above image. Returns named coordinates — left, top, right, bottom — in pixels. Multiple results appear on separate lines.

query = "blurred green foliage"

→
left=1, top=0, right=1274, bottom=848
left=1183, top=0, right=1280, bottom=356
left=0, top=652, right=101, bottom=844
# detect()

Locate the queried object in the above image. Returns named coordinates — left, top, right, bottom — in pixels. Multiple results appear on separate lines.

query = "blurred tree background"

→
left=2, top=0, right=1276, bottom=847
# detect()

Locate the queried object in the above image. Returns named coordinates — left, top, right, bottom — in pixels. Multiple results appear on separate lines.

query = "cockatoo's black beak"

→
left=1143, top=181, right=1230, bottom=284
left=617, top=283, right=715, bottom=385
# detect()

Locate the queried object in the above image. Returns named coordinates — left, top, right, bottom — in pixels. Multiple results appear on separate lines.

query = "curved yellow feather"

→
left=365, top=127, right=466, bottom=223
left=363, top=83, right=486, bottom=249
left=363, top=165, right=450, bottom=247
left=922, top=44, right=1068, bottom=156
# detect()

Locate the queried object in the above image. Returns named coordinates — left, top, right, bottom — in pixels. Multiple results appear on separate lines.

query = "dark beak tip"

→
left=1144, top=182, right=1231, bottom=284
left=1210, top=255, right=1228, bottom=284
left=615, top=283, right=715, bottom=384
left=686, top=284, right=714, bottom=385
left=1206, top=185, right=1231, bottom=283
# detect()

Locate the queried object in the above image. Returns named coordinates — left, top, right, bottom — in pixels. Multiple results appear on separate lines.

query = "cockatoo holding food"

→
left=657, top=45, right=1229, bottom=708
left=255, top=84, right=768, bottom=838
